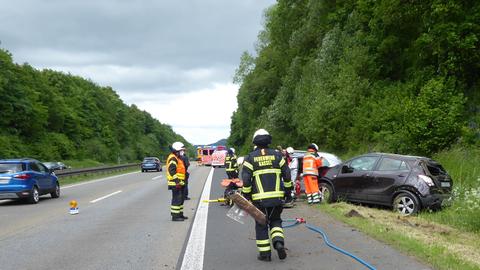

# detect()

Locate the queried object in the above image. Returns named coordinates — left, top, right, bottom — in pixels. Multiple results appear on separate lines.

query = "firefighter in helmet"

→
left=302, top=143, right=322, bottom=204
left=167, top=142, right=188, bottom=221
left=225, top=147, right=239, bottom=179
left=241, top=129, right=293, bottom=261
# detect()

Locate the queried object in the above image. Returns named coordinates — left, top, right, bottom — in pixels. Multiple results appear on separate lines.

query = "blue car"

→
left=0, top=159, right=60, bottom=204
left=141, top=157, right=162, bottom=172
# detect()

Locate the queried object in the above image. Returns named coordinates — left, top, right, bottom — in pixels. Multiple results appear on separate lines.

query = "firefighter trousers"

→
left=171, top=188, right=184, bottom=217
left=254, top=205, right=284, bottom=256
left=303, top=175, right=320, bottom=203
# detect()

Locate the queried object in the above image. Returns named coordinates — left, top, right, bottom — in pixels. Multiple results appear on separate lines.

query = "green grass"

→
left=420, top=146, right=480, bottom=233
left=319, top=203, right=480, bottom=270
left=61, top=159, right=107, bottom=169
left=58, top=167, right=139, bottom=186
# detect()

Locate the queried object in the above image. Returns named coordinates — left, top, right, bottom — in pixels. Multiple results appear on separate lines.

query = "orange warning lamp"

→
left=70, top=200, right=78, bottom=208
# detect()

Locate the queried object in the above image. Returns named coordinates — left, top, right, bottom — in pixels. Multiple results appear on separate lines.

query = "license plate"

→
left=441, top=182, right=451, bottom=188
left=0, top=179, right=9, bottom=184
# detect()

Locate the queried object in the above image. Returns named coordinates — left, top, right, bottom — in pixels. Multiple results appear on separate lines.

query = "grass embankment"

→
left=58, top=159, right=141, bottom=186
left=58, top=167, right=140, bottom=186
left=62, top=159, right=111, bottom=169
left=322, top=146, right=480, bottom=270
left=319, top=203, right=480, bottom=270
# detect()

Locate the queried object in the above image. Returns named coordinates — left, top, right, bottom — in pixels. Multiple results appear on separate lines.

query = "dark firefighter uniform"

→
left=225, top=152, right=239, bottom=179
left=167, top=152, right=187, bottom=221
left=242, top=147, right=293, bottom=260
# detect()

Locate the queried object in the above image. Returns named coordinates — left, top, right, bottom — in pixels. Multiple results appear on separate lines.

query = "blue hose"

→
left=283, top=219, right=377, bottom=270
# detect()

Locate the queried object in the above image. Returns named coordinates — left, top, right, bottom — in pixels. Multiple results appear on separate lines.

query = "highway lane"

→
left=183, top=168, right=432, bottom=270
left=0, top=165, right=211, bottom=270
left=1, top=165, right=432, bottom=270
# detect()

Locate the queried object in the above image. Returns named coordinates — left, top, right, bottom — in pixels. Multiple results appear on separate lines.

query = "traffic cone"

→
left=69, top=200, right=79, bottom=215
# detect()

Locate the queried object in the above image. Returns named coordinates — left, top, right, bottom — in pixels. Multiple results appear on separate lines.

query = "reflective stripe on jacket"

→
left=167, top=153, right=186, bottom=186
left=225, top=154, right=238, bottom=172
left=302, top=150, right=322, bottom=176
left=241, top=148, right=292, bottom=206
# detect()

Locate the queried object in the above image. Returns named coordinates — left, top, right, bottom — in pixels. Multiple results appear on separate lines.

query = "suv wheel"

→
left=51, top=182, right=60, bottom=198
left=393, top=192, right=420, bottom=215
left=28, top=186, right=40, bottom=204
left=319, top=182, right=334, bottom=203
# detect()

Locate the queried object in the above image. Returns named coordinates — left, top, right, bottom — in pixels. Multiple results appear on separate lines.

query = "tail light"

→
left=418, top=175, right=434, bottom=186
left=14, top=173, right=31, bottom=180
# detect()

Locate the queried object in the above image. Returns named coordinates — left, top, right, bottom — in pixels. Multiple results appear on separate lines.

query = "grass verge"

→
left=58, top=167, right=140, bottom=186
left=319, top=202, right=480, bottom=270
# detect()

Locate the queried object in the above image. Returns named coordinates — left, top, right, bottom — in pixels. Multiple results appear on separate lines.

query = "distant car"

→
left=141, top=157, right=161, bottom=172
left=0, top=159, right=60, bottom=204
left=319, top=153, right=453, bottom=215
left=43, top=161, right=69, bottom=171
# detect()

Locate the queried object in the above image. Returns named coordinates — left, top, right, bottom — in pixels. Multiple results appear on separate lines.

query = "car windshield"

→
left=43, top=162, right=55, bottom=167
left=143, top=158, right=155, bottom=163
left=0, top=163, right=24, bottom=174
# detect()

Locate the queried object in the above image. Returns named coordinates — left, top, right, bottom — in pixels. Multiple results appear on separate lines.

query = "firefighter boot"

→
left=257, top=254, right=272, bottom=262
left=274, top=242, right=287, bottom=260
left=172, top=216, right=184, bottom=221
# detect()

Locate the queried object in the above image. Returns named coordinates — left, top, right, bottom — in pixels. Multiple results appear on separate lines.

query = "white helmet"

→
left=172, top=142, right=185, bottom=151
left=308, top=143, right=319, bottom=151
left=230, top=148, right=235, bottom=154
left=252, top=128, right=270, bottom=142
left=286, top=147, right=294, bottom=154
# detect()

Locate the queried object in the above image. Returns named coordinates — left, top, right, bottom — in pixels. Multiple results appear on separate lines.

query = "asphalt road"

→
left=1, top=166, right=432, bottom=270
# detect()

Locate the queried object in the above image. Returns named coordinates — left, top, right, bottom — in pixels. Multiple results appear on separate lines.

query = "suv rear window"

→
left=425, top=162, right=446, bottom=176
left=0, top=163, right=24, bottom=173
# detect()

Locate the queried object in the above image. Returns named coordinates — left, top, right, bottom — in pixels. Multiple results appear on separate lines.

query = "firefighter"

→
left=167, top=142, right=188, bottom=221
left=241, top=129, right=293, bottom=262
left=286, top=147, right=299, bottom=200
left=302, top=143, right=322, bottom=204
left=225, top=148, right=239, bottom=179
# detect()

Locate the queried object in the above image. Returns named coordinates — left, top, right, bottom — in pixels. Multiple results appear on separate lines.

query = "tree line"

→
left=229, top=0, right=479, bottom=156
left=0, top=49, right=191, bottom=162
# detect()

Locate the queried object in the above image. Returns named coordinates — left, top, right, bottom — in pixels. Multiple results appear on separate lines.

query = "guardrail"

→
left=55, top=163, right=139, bottom=178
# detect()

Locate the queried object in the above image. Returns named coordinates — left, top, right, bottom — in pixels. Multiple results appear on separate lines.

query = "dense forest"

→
left=229, top=0, right=480, bottom=156
left=0, top=49, right=191, bottom=162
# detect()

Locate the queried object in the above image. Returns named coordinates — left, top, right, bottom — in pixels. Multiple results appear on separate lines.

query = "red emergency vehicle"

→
left=201, top=147, right=215, bottom=166
left=212, top=146, right=227, bottom=167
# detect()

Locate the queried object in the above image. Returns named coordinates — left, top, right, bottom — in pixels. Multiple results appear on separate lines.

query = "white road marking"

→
left=62, top=172, right=139, bottom=189
left=180, top=167, right=214, bottom=270
left=89, top=190, right=123, bottom=203
left=152, top=175, right=162, bottom=180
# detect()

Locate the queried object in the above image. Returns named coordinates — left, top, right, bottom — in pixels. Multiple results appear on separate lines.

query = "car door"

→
left=37, top=162, right=55, bottom=190
left=369, top=157, right=410, bottom=204
left=29, top=162, right=48, bottom=190
left=335, top=156, right=379, bottom=201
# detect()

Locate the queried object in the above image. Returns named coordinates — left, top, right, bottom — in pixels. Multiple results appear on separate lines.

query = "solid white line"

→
left=62, top=172, right=139, bottom=189
left=89, top=190, right=123, bottom=203
left=152, top=175, right=162, bottom=180
left=180, top=167, right=214, bottom=270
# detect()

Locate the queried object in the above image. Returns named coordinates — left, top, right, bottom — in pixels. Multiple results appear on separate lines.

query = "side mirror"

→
left=341, top=165, right=353, bottom=174
left=49, top=168, right=55, bottom=174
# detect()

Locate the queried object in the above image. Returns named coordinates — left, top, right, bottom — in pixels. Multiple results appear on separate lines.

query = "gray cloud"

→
left=0, top=0, right=275, bottom=143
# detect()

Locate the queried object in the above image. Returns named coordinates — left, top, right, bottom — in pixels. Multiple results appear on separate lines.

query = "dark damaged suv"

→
left=319, top=153, right=452, bottom=215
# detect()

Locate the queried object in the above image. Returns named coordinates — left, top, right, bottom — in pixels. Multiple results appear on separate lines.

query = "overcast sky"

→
left=0, top=0, right=275, bottom=145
